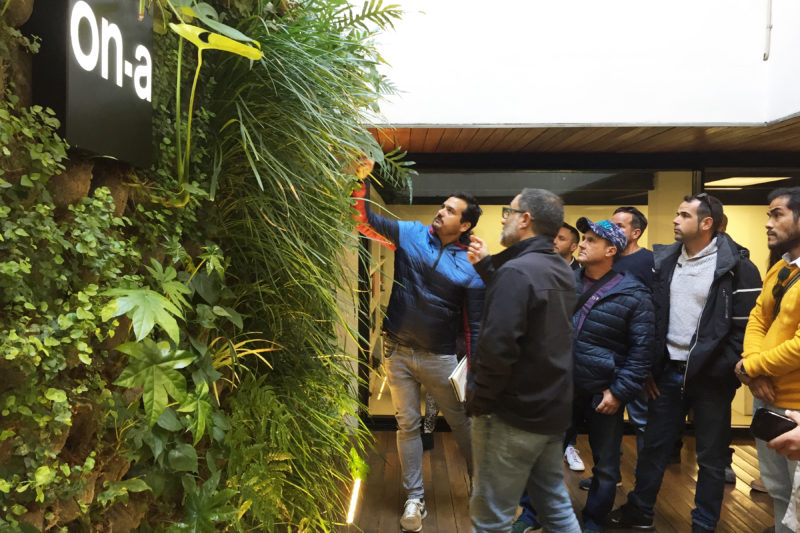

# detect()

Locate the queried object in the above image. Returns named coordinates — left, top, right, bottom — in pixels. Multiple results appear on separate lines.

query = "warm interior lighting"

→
left=346, top=478, right=362, bottom=524
left=703, top=187, right=742, bottom=190
left=704, top=177, right=791, bottom=187
left=376, top=375, right=387, bottom=400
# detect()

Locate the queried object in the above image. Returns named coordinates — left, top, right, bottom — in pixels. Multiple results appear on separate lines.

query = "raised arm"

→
left=351, top=180, right=398, bottom=248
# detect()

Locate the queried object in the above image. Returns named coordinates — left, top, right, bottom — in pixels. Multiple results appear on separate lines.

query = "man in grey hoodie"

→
left=608, top=194, right=761, bottom=533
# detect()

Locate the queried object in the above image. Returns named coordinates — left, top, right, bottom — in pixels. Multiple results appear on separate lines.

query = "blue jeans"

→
left=627, top=368, right=734, bottom=531
left=385, top=341, right=472, bottom=499
left=754, top=398, right=797, bottom=533
left=626, top=392, right=648, bottom=455
left=470, top=414, right=580, bottom=533
left=577, top=393, right=626, bottom=531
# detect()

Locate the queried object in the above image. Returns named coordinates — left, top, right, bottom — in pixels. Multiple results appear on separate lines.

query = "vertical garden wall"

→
left=0, top=0, right=410, bottom=530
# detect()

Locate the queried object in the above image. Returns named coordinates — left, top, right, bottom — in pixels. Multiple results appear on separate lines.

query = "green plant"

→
left=0, top=92, right=67, bottom=190
left=0, top=183, right=141, bottom=526
left=1, top=0, right=412, bottom=530
left=202, top=0, right=412, bottom=529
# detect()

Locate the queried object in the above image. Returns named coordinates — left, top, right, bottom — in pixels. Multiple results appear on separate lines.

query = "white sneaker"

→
left=399, top=498, right=427, bottom=532
left=564, top=445, right=585, bottom=471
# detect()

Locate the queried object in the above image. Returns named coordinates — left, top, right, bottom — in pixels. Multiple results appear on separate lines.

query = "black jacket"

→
left=651, top=233, right=761, bottom=390
left=466, top=236, right=577, bottom=434
left=572, top=271, right=655, bottom=403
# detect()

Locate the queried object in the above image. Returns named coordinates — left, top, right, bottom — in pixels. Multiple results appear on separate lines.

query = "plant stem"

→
left=182, top=51, right=203, bottom=185
left=175, top=37, right=184, bottom=182
left=185, top=258, right=206, bottom=286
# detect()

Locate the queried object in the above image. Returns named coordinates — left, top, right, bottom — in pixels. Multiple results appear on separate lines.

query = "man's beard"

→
left=500, top=225, right=518, bottom=247
left=769, top=231, right=800, bottom=255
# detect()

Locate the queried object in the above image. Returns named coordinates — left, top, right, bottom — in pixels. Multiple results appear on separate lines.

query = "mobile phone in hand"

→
left=751, top=407, right=798, bottom=441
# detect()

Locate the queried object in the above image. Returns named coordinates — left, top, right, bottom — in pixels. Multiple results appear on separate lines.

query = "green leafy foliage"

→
left=115, top=340, right=196, bottom=426
left=167, top=471, right=237, bottom=532
left=104, top=288, right=183, bottom=343
left=97, top=478, right=152, bottom=506
left=2, top=0, right=410, bottom=530
left=0, top=91, right=67, bottom=190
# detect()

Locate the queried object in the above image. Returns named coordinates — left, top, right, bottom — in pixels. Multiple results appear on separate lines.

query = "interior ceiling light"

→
left=705, top=177, right=791, bottom=187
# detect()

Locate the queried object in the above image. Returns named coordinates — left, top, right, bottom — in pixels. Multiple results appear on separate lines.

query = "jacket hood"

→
left=653, top=232, right=748, bottom=280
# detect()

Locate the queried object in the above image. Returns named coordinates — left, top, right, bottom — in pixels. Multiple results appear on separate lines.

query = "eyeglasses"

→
left=502, top=206, right=526, bottom=220
left=773, top=266, right=792, bottom=300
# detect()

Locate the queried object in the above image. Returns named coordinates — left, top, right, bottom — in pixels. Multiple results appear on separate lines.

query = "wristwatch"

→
left=736, top=362, right=750, bottom=378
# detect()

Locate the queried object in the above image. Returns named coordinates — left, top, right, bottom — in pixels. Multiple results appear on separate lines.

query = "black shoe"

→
left=691, top=525, right=713, bottom=533
left=606, top=503, right=654, bottom=531
left=421, top=432, right=434, bottom=451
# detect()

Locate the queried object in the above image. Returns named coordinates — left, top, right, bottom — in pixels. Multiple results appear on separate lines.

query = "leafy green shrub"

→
left=1, top=0, right=411, bottom=530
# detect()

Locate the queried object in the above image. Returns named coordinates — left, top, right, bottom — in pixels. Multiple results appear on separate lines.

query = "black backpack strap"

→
left=774, top=270, right=800, bottom=317
left=574, top=269, right=619, bottom=314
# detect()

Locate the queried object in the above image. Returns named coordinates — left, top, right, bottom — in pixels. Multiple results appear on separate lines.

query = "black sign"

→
left=26, top=0, right=153, bottom=168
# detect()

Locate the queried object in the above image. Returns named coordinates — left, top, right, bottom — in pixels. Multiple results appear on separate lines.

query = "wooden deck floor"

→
left=347, top=432, right=774, bottom=532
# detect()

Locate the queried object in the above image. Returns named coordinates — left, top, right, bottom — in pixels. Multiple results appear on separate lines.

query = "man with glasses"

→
left=351, top=175, right=484, bottom=532
left=608, top=193, right=761, bottom=532
left=736, top=187, right=800, bottom=533
left=466, top=190, right=581, bottom=533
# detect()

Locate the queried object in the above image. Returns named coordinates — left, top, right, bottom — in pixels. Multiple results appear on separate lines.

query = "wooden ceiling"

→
left=370, top=115, right=800, bottom=155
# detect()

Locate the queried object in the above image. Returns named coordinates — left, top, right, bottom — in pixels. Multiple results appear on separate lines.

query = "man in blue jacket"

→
left=467, top=188, right=581, bottom=533
left=352, top=180, right=484, bottom=532
left=571, top=217, right=655, bottom=533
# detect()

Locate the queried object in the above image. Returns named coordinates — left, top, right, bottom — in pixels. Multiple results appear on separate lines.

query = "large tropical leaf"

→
left=115, top=340, right=196, bottom=426
left=103, top=288, right=183, bottom=343
left=168, top=470, right=237, bottom=532
left=178, top=382, right=212, bottom=444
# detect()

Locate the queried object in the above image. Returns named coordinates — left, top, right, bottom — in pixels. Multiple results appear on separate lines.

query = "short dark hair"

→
left=768, top=187, right=800, bottom=222
left=684, top=193, right=723, bottom=232
left=613, top=206, right=648, bottom=233
left=518, top=188, right=564, bottom=239
left=451, top=192, right=482, bottom=232
left=562, top=222, right=579, bottom=244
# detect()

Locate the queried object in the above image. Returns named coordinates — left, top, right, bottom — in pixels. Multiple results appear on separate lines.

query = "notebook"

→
left=448, top=357, right=468, bottom=403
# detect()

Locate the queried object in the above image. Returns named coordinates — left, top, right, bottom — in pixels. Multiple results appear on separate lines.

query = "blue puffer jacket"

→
left=572, top=270, right=655, bottom=403
left=357, top=185, right=484, bottom=355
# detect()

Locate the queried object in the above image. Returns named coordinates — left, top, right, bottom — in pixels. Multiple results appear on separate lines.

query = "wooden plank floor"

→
left=347, top=432, right=774, bottom=532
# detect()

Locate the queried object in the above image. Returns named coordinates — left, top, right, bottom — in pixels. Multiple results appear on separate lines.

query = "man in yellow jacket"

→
left=737, top=187, right=800, bottom=533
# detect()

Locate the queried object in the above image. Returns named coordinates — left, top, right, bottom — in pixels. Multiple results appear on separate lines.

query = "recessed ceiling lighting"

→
left=705, top=177, right=792, bottom=187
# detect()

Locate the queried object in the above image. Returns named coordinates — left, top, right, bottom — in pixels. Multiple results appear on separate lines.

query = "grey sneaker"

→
left=724, top=466, right=736, bottom=484
left=400, top=498, right=427, bottom=532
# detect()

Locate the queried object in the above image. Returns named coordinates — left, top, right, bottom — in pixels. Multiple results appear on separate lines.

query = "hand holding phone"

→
left=751, top=407, right=798, bottom=441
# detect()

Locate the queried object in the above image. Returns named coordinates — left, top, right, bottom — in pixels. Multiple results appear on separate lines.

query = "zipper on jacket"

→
left=724, top=288, right=729, bottom=320
left=682, top=283, right=716, bottom=395
left=432, top=246, right=445, bottom=270
left=682, top=276, right=731, bottom=394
